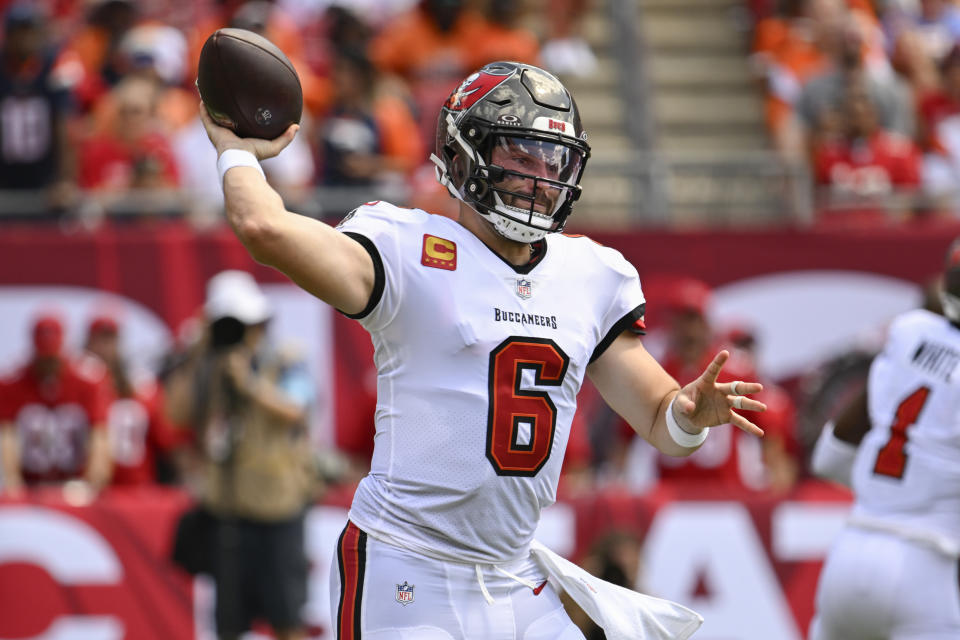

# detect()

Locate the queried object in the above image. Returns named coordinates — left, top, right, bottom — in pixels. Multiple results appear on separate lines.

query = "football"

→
left=196, top=28, right=303, bottom=140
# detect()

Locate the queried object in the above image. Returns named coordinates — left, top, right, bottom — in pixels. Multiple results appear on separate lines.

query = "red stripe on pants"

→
left=337, top=521, right=365, bottom=639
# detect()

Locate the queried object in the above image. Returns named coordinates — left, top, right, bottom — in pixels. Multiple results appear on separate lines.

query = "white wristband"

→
left=666, top=397, right=709, bottom=448
left=217, top=148, right=265, bottom=185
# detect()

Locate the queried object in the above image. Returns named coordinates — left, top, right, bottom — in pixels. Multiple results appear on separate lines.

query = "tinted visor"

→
left=490, top=135, right=584, bottom=185
left=486, top=135, right=585, bottom=223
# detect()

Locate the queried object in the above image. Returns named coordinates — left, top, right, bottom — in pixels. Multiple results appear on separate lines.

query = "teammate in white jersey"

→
left=201, top=61, right=767, bottom=639
left=810, top=241, right=960, bottom=640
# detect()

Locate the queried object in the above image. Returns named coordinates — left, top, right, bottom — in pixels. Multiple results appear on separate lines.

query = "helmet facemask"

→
left=433, top=114, right=588, bottom=243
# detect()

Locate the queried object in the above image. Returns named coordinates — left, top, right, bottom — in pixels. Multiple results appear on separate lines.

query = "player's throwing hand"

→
left=199, top=102, right=298, bottom=160
left=673, top=350, right=766, bottom=437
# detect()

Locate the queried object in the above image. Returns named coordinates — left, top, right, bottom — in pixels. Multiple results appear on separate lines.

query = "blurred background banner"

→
left=0, top=219, right=950, bottom=483
left=0, top=219, right=950, bottom=387
left=0, top=483, right=850, bottom=640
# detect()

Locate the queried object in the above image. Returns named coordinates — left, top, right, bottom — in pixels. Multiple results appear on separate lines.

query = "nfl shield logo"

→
left=395, top=581, right=415, bottom=606
left=516, top=278, right=532, bottom=299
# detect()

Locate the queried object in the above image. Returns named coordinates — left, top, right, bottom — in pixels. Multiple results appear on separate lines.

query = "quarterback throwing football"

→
left=202, top=61, right=766, bottom=639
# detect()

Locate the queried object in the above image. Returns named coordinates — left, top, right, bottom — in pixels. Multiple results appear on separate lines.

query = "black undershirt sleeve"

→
left=589, top=303, right=646, bottom=363
left=340, top=232, right=385, bottom=320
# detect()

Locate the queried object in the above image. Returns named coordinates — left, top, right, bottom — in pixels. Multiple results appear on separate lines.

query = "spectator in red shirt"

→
left=723, top=324, right=800, bottom=495
left=652, top=279, right=767, bottom=491
left=620, top=278, right=798, bottom=493
left=77, top=74, right=179, bottom=191
left=84, top=315, right=187, bottom=486
left=813, top=80, right=921, bottom=208
left=919, top=45, right=960, bottom=148
left=0, top=314, right=113, bottom=496
left=917, top=45, right=960, bottom=208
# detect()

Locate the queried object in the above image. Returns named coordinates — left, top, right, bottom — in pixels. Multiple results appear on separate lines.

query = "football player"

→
left=809, top=239, right=960, bottom=640
left=201, top=61, right=767, bottom=638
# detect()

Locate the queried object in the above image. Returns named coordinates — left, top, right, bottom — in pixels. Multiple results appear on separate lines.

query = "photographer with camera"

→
left=165, top=270, right=315, bottom=640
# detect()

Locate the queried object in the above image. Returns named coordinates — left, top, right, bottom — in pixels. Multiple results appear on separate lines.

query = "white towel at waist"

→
left=530, top=539, right=703, bottom=640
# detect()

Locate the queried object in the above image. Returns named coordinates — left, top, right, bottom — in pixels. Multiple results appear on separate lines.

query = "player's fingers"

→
left=198, top=101, right=221, bottom=131
left=674, top=393, right=697, bottom=416
left=255, top=124, right=299, bottom=159
left=726, top=380, right=763, bottom=396
left=699, top=350, right=729, bottom=385
left=727, top=395, right=766, bottom=413
left=728, top=412, right=765, bottom=437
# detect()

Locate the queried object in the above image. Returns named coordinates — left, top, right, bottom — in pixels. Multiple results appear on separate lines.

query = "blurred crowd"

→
left=750, top=0, right=960, bottom=218
left=0, top=271, right=874, bottom=505
left=0, top=268, right=907, bottom=636
left=0, top=0, right=597, bottom=222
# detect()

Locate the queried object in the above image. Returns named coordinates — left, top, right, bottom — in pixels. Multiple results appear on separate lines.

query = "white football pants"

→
left=329, top=521, right=586, bottom=639
left=810, top=527, right=960, bottom=640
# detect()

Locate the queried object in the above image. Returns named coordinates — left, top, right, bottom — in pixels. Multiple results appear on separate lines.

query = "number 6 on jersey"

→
left=486, top=337, right=570, bottom=476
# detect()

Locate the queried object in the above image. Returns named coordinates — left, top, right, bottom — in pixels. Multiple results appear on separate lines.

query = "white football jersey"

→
left=338, top=202, right=645, bottom=564
left=850, top=309, right=960, bottom=548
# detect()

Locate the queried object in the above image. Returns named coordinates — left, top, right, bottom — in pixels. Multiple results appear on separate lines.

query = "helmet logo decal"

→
left=532, top=116, right=574, bottom=134
left=444, top=71, right=511, bottom=112
left=498, top=114, right=521, bottom=125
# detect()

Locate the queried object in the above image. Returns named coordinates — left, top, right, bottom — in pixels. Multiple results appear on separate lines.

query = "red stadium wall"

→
left=0, top=221, right=957, bottom=639
left=0, top=483, right=852, bottom=640
left=2, top=219, right=957, bottom=330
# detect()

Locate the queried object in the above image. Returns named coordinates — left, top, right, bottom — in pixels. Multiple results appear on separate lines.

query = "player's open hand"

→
left=199, top=102, right=299, bottom=160
left=673, top=350, right=766, bottom=437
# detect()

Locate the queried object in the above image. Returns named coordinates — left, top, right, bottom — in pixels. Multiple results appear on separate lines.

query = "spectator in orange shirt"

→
left=369, top=0, right=487, bottom=146
left=186, top=0, right=331, bottom=118
left=470, top=0, right=541, bottom=69
left=86, top=23, right=196, bottom=137
left=53, top=0, right=139, bottom=113
left=751, top=0, right=833, bottom=143
left=78, top=75, right=180, bottom=191
left=317, top=47, right=422, bottom=194
left=539, top=0, right=597, bottom=76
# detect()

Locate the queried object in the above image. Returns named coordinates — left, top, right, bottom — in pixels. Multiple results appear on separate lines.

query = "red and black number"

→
left=486, top=337, right=570, bottom=476
left=873, top=386, right=930, bottom=480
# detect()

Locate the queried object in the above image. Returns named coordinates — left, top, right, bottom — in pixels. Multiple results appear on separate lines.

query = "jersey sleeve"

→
left=589, top=247, right=646, bottom=363
left=880, top=309, right=929, bottom=363
left=334, top=202, right=407, bottom=332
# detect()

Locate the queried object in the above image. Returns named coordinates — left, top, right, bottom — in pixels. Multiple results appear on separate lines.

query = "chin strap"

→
left=432, top=113, right=557, bottom=243
left=430, top=152, right=460, bottom=200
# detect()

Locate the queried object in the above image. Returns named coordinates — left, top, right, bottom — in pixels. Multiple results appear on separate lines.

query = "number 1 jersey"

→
left=338, top=202, right=645, bottom=564
left=852, top=309, right=960, bottom=549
